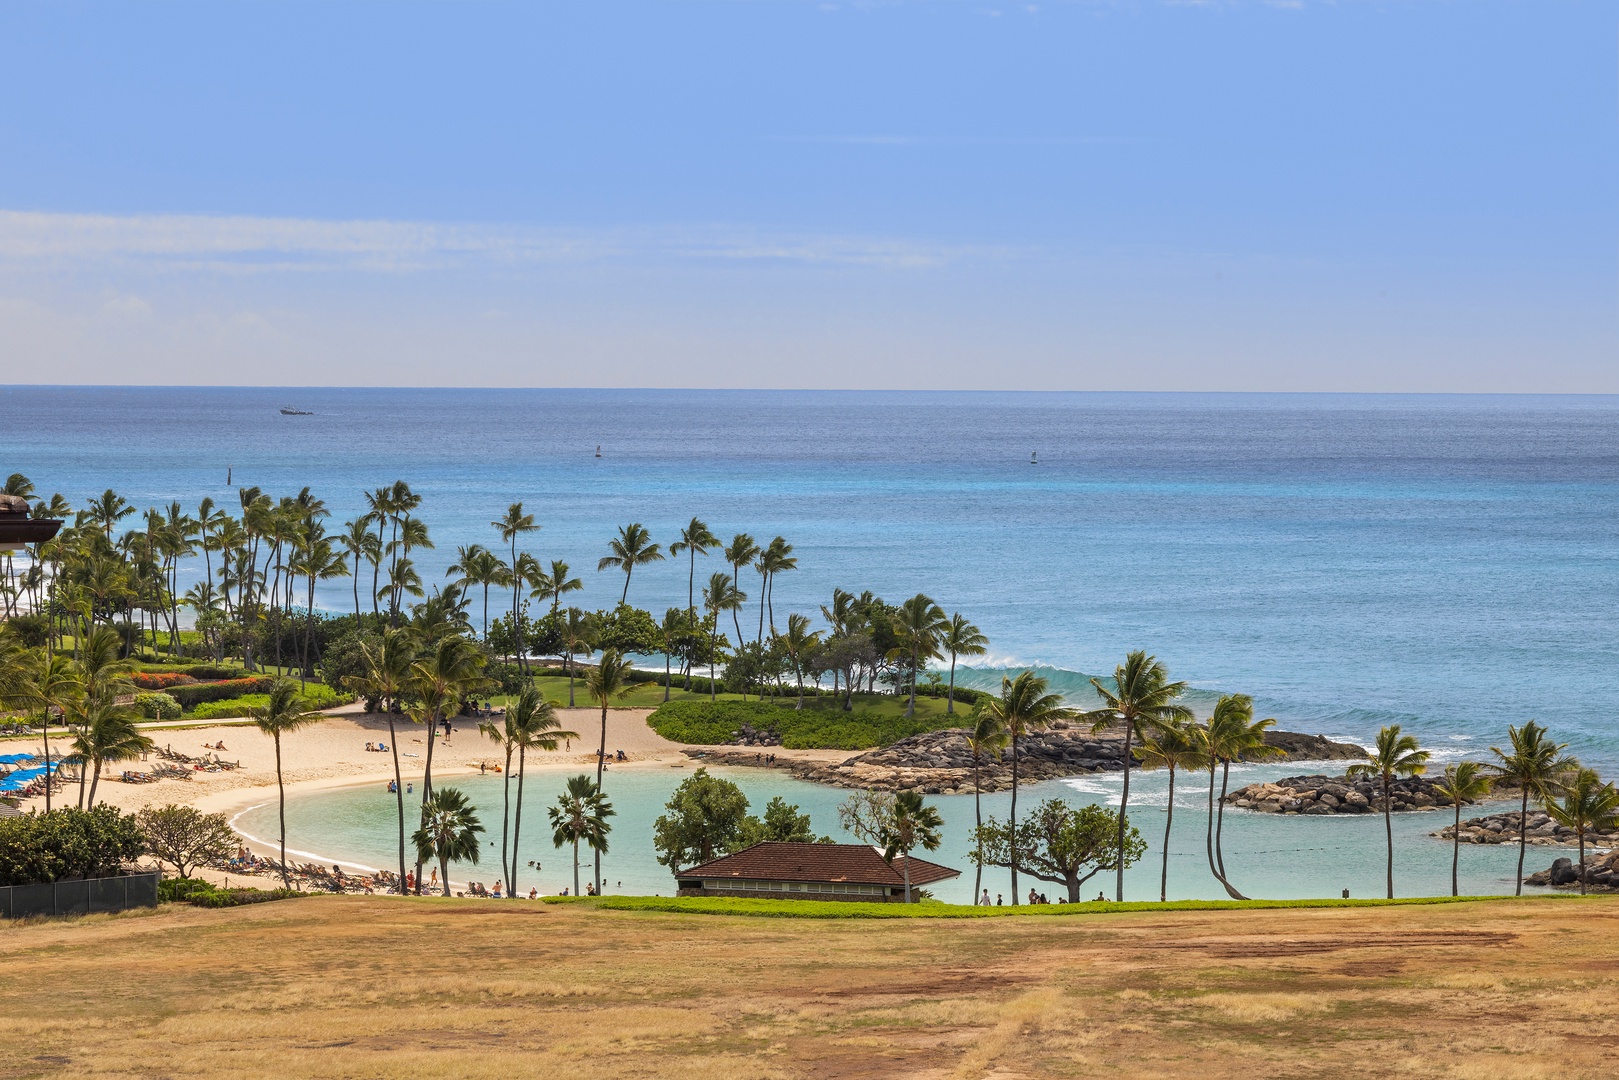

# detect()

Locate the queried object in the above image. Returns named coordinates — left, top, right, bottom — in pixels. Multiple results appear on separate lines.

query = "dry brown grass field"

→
left=4, top=896, right=1618, bottom=1079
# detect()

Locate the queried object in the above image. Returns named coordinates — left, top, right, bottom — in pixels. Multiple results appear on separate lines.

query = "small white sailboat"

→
left=595, top=445, right=603, bottom=458
left=1030, top=451, right=1039, bottom=465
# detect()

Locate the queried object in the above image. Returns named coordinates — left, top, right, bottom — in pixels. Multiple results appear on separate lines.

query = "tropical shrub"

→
left=319, top=630, right=382, bottom=695
left=6, top=613, right=49, bottom=647
left=130, top=671, right=197, bottom=691
left=185, top=664, right=248, bottom=681
left=136, top=804, right=236, bottom=878
left=132, top=691, right=183, bottom=720
left=168, top=677, right=277, bottom=708
left=647, top=700, right=960, bottom=750
left=188, top=684, right=348, bottom=720
left=0, top=805, right=148, bottom=887
left=158, top=877, right=302, bottom=907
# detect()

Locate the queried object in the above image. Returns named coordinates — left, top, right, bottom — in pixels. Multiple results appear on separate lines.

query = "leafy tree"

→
left=136, top=804, right=236, bottom=879
left=1434, top=761, right=1494, bottom=897
left=653, top=768, right=755, bottom=872
left=1083, top=651, right=1192, bottom=903
left=1545, top=768, right=1619, bottom=895
left=548, top=774, right=613, bottom=897
left=1348, top=724, right=1431, bottom=900
left=974, top=671, right=1074, bottom=903
left=971, top=799, right=1145, bottom=903
left=593, top=604, right=660, bottom=655
left=742, top=796, right=825, bottom=845
left=412, top=787, right=484, bottom=896
left=1487, top=721, right=1579, bottom=896
left=0, top=805, right=147, bottom=887
left=598, top=523, right=664, bottom=605
left=252, top=679, right=324, bottom=888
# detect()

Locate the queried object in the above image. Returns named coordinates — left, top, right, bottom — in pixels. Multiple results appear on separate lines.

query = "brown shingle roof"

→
left=677, top=842, right=960, bottom=887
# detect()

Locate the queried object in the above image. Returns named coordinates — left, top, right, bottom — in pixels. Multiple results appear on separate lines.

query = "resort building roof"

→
left=678, top=842, right=961, bottom=888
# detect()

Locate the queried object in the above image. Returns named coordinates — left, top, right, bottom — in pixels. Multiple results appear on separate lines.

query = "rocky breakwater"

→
left=1436, top=809, right=1619, bottom=849
left=1525, top=849, right=1619, bottom=891
left=688, top=722, right=1365, bottom=794
left=1224, top=773, right=1459, bottom=815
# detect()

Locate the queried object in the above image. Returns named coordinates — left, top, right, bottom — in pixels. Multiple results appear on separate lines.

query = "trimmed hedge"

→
left=158, top=877, right=302, bottom=907
left=188, top=684, right=349, bottom=720
left=130, top=672, right=197, bottom=691
left=133, top=692, right=182, bottom=720
left=168, top=677, right=276, bottom=708
left=647, top=700, right=963, bottom=751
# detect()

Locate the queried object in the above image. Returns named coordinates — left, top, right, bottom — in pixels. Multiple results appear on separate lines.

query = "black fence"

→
left=0, top=872, right=159, bottom=919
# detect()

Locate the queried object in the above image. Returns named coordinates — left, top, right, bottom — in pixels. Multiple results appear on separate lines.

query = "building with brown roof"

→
left=674, top=841, right=960, bottom=903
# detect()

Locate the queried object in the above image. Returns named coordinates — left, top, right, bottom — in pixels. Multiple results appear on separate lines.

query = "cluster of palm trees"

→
left=0, top=624, right=154, bottom=811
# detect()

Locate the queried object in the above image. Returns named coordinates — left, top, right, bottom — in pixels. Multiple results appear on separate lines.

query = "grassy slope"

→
left=2, top=895, right=1616, bottom=1079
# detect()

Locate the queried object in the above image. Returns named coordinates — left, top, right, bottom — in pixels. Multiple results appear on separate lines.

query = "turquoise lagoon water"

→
left=233, top=761, right=1545, bottom=902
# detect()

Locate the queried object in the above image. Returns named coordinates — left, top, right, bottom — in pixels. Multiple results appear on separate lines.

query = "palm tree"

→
left=939, top=614, right=987, bottom=715
left=657, top=608, right=684, bottom=702
left=722, top=534, right=759, bottom=646
left=338, top=518, right=381, bottom=624
left=754, top=536, right=796, bottom=641
left=964, top=708, right=1008, bottom=903
left=506, top=687, right=577, bottom=895
left=544, top=559, right=582, bottom=620
left=251, top=679, right=323, bottom=888
left=598, top=523, right=664, bottom=604
left=479, top=708, right=524, bottom=899
left=780, top=613, right=820, bottom=710
left=669, top=518, right=718, bottom=619
left=1487, top=721, right=1578, bottom=896
left=548, top=774, right=614, bottom=897
left=585, top=648, right=633, bottom=894
left=1434, top=761, right=1494, bottom=897
left=975, top=671, right=1074, bottom=904
left=883, top=790, right=945, bottom=903
left=1545, top=769, right=1619, bottom=895
left=702, top=572, right=744, bottom=701
left=346, top=628, right=418, bottom=893
left=87, top=489, right=134, bottom=537
left=1138, top=719, right=1204, bottom=903
left=1203, top=694, right=1280, bottom=899
left=412, top=787, right=484, bottom=896
left=71, top=698, right=153, bottom=808
left=492, top=503, right=539, bottom=665
left=891, top=594, right=947, bottom=717
left=1083, top=651, right=1192, bottom=903
left=1347, top=724, right=1431, bottom=900
left=558, top=607, right=595, bottom=707
left=407, top=636, right=486, bottom=891
left=15, top=649, right=79, bottom=813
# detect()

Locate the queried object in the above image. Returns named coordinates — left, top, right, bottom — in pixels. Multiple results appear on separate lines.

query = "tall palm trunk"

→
left=1159, top=765, right=1176, bottom=903
left=274, top=732, right=290, bottom=888
left=388, top=714, right=407, bottom=895
left=1450, top=796, right=1462, bottom=897
left=1009, top=731, right=1020, bottom=904
left=352, top=553, right=361, bottom=623
left=499, top=746, right=513, bottom=897
left=511, top=745, right=528, bottom=895
left=664, top=651, right=671, bottom=703
left=905, top=646, right=918, bottom=718
left=1215, top=759, right=1246, bottom=899
left=1577, top=827, right=1587, bottom=895
left=1115, top=720, right=1134, bottom=902
left=1206, top=762, right=1220, bottom=884
left=594, top=700, right=608, bottom=895
left=1515, top=788, right=1529, bottom=897
left=439, top=854, right=451, bottom=896
left=572, top=837, right=581, bottom=897
left=1382, top=774, right=1395, bottom=899
left=417, top=714, right=440, bottom=894
left=972, top=750, right=983, bottom=902
left=947, top=654, right=958, bottom=714
left=40, top=711, right=52, bottom=812
left=86, top=755, right=102, bottom=807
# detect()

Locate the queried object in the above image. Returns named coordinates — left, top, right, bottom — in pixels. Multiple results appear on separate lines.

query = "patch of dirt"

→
left=1140, top=930, right=1516, bottom=958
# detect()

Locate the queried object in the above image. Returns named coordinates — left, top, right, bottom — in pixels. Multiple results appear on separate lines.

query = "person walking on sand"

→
left=980, top=889, right=991, bottom=906
left=429, top=867, right=439, bottom=890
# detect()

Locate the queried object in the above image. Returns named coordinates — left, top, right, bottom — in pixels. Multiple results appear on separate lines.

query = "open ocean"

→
left=6, top=386, right=1618, bottom=898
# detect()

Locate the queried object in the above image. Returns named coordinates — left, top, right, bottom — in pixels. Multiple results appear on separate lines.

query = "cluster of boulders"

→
left=1436, top=809, right=1619, bottom=848
left=1224, top=774, right=1459, bottom=815
left=1525, top=849, right=1619, bottom=891
left=728, top=723, right=782, bottom=747
left=692, top=723, right=1366, bottom=794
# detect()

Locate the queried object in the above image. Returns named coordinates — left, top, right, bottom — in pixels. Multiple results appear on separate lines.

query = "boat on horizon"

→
left=279, top=407, right=314, bottom=416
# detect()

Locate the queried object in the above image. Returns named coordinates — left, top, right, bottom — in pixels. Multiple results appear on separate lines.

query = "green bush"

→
left=188, top=684, right=348, bottom=720
left=0, top=806, right=148, bottom=887
left=132, top=692, right=182, bottom=720
left=646, top=700, right=960, bottom=751
left=168, top=677, right=276, bottom=708
left=159, top=877, right=302, bottom=907
left=185, top=663, right=248, bottom=681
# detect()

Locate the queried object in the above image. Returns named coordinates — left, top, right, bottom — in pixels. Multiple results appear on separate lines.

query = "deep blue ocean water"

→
left=12, top=386, right=1615, bottom=899
left=3, top=386, right=1617, bottom=767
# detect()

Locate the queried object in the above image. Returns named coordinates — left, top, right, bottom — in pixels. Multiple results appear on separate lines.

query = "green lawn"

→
left=495, top=673, right=970, bottom=718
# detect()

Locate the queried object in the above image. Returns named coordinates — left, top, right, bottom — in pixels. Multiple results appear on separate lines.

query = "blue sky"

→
left=1, top=1, right=1614, bottom=391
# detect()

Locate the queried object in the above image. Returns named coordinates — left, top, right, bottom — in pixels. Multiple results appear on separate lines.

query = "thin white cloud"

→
left=0, top=210, right=992, bottom=274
